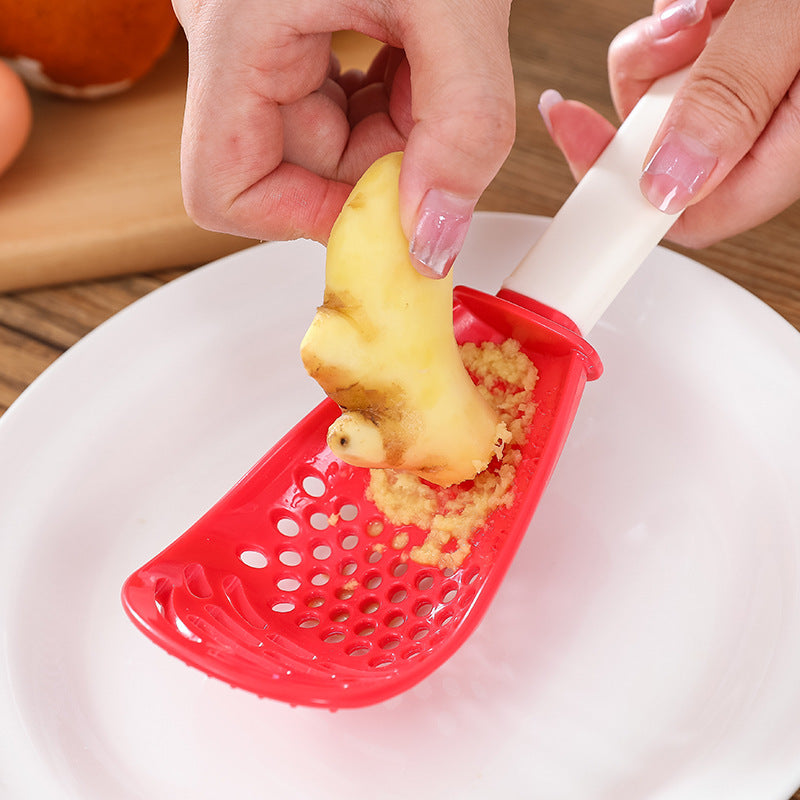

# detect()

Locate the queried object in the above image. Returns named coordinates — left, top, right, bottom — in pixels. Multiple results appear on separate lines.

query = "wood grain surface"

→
left=0, top=36, right=253, bottom=292
left=1, top=1, right=799, bottom=795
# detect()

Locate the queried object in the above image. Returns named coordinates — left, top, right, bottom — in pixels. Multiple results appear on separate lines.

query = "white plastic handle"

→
left=502, top=69, right=688, bottom=335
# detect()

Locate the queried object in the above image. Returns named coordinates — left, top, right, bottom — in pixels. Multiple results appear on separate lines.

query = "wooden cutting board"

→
left=0, top=31, right=381, bottom=293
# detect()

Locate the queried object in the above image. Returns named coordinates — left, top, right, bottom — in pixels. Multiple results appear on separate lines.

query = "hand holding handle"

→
left=502, top=69, right=688, bottom=335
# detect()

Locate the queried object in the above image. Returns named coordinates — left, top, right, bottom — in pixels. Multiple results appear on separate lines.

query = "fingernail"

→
left=409, top=189, right=474, bottom=278
left=640, top=129, right=717, bottom=214
left=653, top=0, right=708, bottom=38
left=538, top=89, right=564, bottom=135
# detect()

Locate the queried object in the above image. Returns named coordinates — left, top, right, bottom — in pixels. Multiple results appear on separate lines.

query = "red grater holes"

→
left=379, top=635, right=401, bottom=651
left=276, top=576, right=301, bottom=593
left=308, top=511, right=330, bottom=531
left=278, top=549, right=302, bottom=567
left=339, top=559, right=358, bottom=577
left=300, top=473, right=326, bottom=498
left=415, top=572, right=435, bottom=592
left=312, top=542, right=332, bottom=561
left=435, top=608, right=456, bottom=626
left=337, top=503, right=359, bottom=522
left=409, top=624, right=430, bottom=641
left=385, top=610, right=405, bottom=628
left=183, top=563, right=213, bottom=598
left=274, top=513, right=300, bottom=538
left=355, top=620, right=376, bottom=637
left=367, top=549, right=383, bottom=564
left=347, top=643, right=371, bottom=657
left=440, top=581, right=458, bottom=604
left=388, top=585, right=408, bottom=604
left=336, top=585, right=355, bottom=601
left=363, top=571, right=382, bottom=590
left=322, top=630, right=346, bottom=644
left=360, top=597, right=380, bottom=615
left=271, top=599, right=296, bottom=614
left=458, top=586, right=477, bottom=609
left=297, top=615, right=320, bottom=629
left=339, top=532, right=359, bottom=550
left=414, top=599, right=434, bottom=617
left=390, top=560, right=408, bottom=578
left=329, top=607, right=350, bottom=623
left=310, top=570, right=330, bottom=586
left=464, top=565, right=480, bottom=585
left=239, top=548, right=268, bottom=569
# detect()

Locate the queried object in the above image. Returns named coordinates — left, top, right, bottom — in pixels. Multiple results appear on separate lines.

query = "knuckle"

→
left=181, top=177, right=229, bottom=233
left=782, top=76, right=800, bottom=131
left=180, top=184, right=213, bottom=230
left=685, top=61, right=775, bottom=137
left=438, top=93, right=517, bottom=165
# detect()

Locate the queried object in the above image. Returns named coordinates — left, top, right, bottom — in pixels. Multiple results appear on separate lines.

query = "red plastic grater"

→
left=122, top=71, right=685, bottom=709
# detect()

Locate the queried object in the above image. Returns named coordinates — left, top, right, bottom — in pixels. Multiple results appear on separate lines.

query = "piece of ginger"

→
left=300, top=152, right=508, bottom=487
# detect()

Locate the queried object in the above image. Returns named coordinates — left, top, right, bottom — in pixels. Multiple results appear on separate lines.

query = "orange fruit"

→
left=0, top=0, right=178, bottom=97
left=0, top=60, right=32, bottom=175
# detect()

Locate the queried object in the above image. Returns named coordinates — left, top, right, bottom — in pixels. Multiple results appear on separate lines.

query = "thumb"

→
left=640, top=0, right=800, bottom=214
left=396, top=1, right=515, bottom=277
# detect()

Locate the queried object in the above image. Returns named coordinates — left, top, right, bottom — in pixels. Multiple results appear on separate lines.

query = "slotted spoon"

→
left=122, top=71, right=686, bottom=709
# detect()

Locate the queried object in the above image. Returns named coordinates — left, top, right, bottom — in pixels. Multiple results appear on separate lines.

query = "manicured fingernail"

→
left=409, top=189, right=474, bottom=278
left=640, top=129, right=717, bottom=214
left=538, top=89, right=564, bottom=135
left=654, top=0, right=708, bottom=38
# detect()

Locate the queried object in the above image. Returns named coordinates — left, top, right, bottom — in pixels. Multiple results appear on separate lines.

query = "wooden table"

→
left=0, top=2, right=798, bottom=794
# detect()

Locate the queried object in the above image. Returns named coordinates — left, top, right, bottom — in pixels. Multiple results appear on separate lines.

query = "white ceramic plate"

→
left=2, top=213, right=800, bottom=800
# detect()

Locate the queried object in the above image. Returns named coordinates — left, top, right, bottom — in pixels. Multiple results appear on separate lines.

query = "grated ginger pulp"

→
left=365, top=339, right=538, bottom=571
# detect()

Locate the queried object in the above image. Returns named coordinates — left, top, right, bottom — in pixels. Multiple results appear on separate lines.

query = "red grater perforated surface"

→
left=121, top=287, right=601, bottom=709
